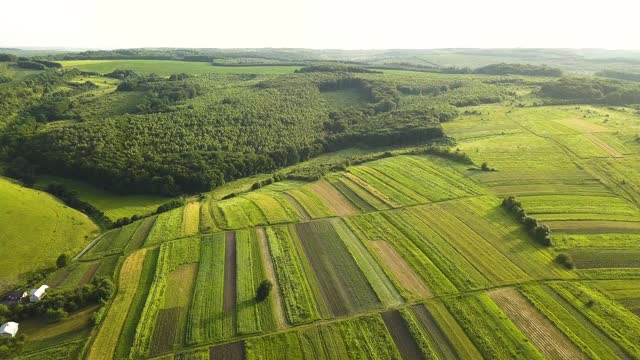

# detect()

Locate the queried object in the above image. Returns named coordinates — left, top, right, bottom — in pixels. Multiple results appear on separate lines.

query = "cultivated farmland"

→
left=13, top=57, right=640, bottom=359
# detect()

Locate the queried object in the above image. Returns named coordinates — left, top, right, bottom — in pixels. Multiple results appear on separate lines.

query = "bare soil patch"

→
left=150, top=307, right=181, bottom=355
left=210, top=340, right=246, bottom=360
left=369, top=241, right=432, bottom=299
left=310, top=180, right=359, bottom=216
left=381, top=310, right=424, bottom=360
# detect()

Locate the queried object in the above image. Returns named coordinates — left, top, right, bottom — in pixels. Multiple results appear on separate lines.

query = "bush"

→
left=256, top=279, right=273, bottom=302
left=556, top=253, right=575, bottom=270
left=56, top=254, right=69, bottom=268
left=156, top=199, right=184, bottom=214
left=45, top=308, right=68, bottom=323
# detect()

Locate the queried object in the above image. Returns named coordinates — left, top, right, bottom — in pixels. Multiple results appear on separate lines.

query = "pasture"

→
left=0, top=177, right=98, bottom=291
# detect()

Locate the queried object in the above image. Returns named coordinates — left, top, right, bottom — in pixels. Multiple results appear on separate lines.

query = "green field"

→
left=8, top=54, right=640, bottom=359
left=35, top=176, right=172, bottom=220
left=0, top=177, right=98, bottom=291
left=59, top=60, right=300, bottom=76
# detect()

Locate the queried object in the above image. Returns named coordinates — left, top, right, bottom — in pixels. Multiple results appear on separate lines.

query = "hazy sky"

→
left=2, top=0, right=639, bottom=49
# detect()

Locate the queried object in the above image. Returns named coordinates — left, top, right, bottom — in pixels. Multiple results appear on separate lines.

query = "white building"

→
left=0, top=322, right=19, bottom=338
left=29, top=285, right=49, bottom=303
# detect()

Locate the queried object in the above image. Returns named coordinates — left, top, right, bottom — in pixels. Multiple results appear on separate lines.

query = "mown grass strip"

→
left=87, top=249, right=148, bottom=360
left=186, top=233, right=226, bottom=345
left=265, top=225, right=321, bottom=324
left=332, top=218, right=403, bottom=306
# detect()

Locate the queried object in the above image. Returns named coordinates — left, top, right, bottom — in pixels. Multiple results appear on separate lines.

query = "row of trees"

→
left=502, top=196, right=553, bottom=246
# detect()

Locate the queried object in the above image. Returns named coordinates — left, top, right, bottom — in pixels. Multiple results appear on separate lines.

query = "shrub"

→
left=256, top=279, right=273, bottom=302
left=56, top=254, right=69, bottom=268
left=556, top=253, right=575, bottom=269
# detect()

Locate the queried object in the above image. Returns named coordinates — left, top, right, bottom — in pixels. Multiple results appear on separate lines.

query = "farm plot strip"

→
left=423, top=301, right=483, bottom=359
left=224, top=231, right=238, bottom=338
left=332, top=219, right=403, bottom=306
left=551, top=282, right=640, bottom=358
left=182, top=202, right=201, bottom=236
left=187, top=233, right=226, bottom=344
left=411, top=204, right=529, bottom=285
left=256, top=227, right=287, bottom=329
left=210, top=341, right=246, bottom=360
left=546, top=220, right=640, bottom=234
left=446, top=293, right=544, bottom=359
left=385, top=210, right=488, bottom=291
left=149, top=307, right=181, bottom=355
left=285, top=187, right=335, bottom=219
left=126, top=216, right=156, bottom=252
left=281, top=192, right=311, bottom=220
left=345, top=213, right=457, bottom=295
left=488, top=288, right=586, bottom=360
left=368, top=240, right=432, bottom=300
left=310, top=179, right=359, bottom=216
left=265, top=225, right=322, bottom=324
left=381, top=311, right=425, bottom=360
left=87, top=249, right=148, bottom=360
left=569, top=248, right=640, bottom=268
left=295, top=221, right=381, bottom=316
left=411, top=305, right=458, bottom=359
left=327, top=176, right=377, bottom=212
left=519, top=285, right=624, bottom=360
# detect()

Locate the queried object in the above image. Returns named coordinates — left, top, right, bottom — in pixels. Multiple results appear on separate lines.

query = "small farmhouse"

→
left=29, top=285, right=49, bottom=303
left=0, top=322, right=19, bottom=338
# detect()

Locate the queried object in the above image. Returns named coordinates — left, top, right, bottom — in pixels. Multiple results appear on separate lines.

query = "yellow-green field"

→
left=35, top=176, right=172, bottom=220
left=0, top=177, right=98, bottom=291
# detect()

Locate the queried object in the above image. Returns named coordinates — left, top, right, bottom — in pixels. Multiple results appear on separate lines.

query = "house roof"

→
left=0, top=322, right=19, bottom=336
left=30, top=285, right=49, bottom=298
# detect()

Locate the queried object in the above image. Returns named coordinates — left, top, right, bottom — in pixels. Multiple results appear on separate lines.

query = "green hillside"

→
left=0, top=177, right=98, bottom=292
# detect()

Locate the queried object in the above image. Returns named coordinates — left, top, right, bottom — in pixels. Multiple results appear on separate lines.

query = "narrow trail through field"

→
left=255, top=227, right=287, bottom=329
left=488, top=287, right=587, bottom=360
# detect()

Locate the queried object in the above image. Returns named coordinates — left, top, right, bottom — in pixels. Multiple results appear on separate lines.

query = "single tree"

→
left=256, top=279, right=273, bottom=302
left=57, top=253, right=69, bottom=268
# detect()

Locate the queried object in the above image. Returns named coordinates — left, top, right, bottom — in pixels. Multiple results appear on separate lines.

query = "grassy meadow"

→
left=0, top=177, right=98, bottom=291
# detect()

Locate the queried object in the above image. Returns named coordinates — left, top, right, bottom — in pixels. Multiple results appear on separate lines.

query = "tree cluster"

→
left=502, top=196, right=553, bottom=246
left=540, top=77, right=640, bottom=105
left=6, top=277, right=113, bottom=324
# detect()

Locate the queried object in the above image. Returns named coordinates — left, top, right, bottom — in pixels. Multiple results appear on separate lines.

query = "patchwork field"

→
left=18, top=100, right=640, bottom=359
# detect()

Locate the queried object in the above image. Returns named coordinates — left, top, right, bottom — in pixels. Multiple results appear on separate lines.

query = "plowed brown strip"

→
left=224, top=232, right=237, bottom=314
left=369, top=241, right=432, bottom=299
left=210, top=340, right=245, bottom=360
left=150, top=307, right=180, bottom=355
left=488, top=288, right=586, bottom=360
left=411, top=305, right=457, bottom=359
left=310, top=180, right=359, bottom=216
left=256, top=227, right=287, bottom=328
left=382, top=311, right=424, bottom=360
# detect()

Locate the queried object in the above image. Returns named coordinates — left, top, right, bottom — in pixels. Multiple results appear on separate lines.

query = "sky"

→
left=2, top=0, right=639, bottom=50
